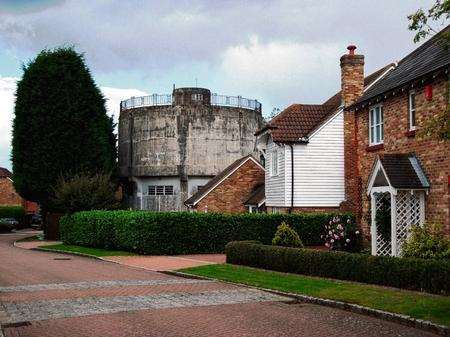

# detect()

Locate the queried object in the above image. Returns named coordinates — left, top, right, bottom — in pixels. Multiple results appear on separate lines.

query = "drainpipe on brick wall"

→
left=289, top=144, right=294, bottom=213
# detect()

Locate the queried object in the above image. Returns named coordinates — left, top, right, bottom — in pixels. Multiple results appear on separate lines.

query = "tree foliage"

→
left=408, top=0, right=450, bottom=45
left=51, top=173, right=119, bottom=214
left=12, top=47, right=116, bottom=209
left=408, top=1, right=450, bottom=140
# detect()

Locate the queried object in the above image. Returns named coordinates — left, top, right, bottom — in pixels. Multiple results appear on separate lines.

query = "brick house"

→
left=255, top=57, right=393, bottom=213
left=184, top=155, right=265, bottom=213
left=0, top=167, right=38, bottom=213
left=344, top=27, right=450, bottom=256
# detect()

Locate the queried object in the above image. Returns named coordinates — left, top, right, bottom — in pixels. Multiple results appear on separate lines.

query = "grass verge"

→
left=40, top=244, right=135, bottom=257
left=181, top=263, right=450, bottom=327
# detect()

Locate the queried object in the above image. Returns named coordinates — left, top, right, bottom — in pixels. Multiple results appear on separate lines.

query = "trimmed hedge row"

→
left=60, top=210, right=354, bottom=255
left=225, top=241, right=450, bottom=294
left=0, top=206, right=25, bottom=222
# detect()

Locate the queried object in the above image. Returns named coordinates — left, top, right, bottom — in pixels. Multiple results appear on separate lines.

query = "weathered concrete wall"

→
left=118, top=87, right=264, bottom=210
left=119, top=90, right=264, bottom=179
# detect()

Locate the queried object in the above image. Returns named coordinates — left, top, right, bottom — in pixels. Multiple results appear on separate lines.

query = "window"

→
left=191, top=93, right=203, bottom=102
left=148, top=185, right=174, bottom=196
left=271, top=150, right=278, bottom=176
left=409, top=91, right=416, bottom=130
left=369, top=105, right=384, bottom=145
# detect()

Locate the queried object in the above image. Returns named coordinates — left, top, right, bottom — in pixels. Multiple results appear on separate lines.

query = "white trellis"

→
left=368, top=156, right=428, bottom=257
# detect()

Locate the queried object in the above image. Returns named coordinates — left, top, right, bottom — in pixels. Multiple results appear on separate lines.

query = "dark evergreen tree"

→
left=12, top=47, right=116, bottom=210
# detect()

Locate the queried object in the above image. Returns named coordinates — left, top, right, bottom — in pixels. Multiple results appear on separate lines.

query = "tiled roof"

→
left=244, top=184, right=265, bottom=205
left=0, top=167, right=12, bottom=178
left=258, top=64, right=394, bottom=143
left=184, top=155, right=263, bottom=206
left=260, top=104, right=335, bottom=143
left=355, top=25, right=450, bottom=106
left=379, top=153, right=430, bottom=189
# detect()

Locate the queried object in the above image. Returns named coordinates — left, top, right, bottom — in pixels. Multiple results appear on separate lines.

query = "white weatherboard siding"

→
left=285, top=110, right=345, bottom=207
left=265, top=139, right=285, bottom=206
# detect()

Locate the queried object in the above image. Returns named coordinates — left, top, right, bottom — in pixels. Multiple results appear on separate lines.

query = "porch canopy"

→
left=367, top=153, right=429, bottom=256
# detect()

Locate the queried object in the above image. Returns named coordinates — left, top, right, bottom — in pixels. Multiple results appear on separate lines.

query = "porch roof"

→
left=368, top=153, right=430, bottom=193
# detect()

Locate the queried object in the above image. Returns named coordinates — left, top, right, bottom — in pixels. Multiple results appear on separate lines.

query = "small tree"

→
left=51, top=173, right=119, bottom=214
left=12, top=47, right=116, bottom=211
left=272, top=222, right=303, bottom=248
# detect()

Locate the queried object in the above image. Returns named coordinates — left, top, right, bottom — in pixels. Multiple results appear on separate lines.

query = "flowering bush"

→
left=322, top=215, right=362, bottom=252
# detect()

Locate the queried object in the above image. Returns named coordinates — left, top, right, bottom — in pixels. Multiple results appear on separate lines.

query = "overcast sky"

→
left=0, top=0, right=437, bottom=170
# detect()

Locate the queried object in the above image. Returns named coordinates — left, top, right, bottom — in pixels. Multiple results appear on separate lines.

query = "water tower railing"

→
left=121, top=93, right=261, bottom=111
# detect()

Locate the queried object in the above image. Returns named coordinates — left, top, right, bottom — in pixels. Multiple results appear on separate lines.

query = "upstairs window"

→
left=148, top=185, right=174, bottom=196
left=409, top=91, right=416, bottom=130
left=369, top=105, right=384, bottom=145
left=271, top=149, right=278, bottom=176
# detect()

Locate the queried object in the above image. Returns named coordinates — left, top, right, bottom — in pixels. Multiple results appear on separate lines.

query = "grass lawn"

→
left=40, top=244, right=135, bottom=257
left=181, top=264, right=450, bottom=327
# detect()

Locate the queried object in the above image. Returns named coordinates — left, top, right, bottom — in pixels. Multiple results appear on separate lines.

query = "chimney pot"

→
left=347, top=45, right=357, bottom=55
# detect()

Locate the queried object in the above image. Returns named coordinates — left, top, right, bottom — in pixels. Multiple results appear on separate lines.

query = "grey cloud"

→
left=0, top=0, right=435, bottom=75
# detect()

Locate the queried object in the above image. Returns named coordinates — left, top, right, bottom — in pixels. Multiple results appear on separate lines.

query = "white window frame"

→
left=408, top=90, right=416, bottom=131
left=148, top=185, right=175, bottom=196
left=369, top=105, right=384, bottom=145
left=270, top=149, right=278, bottom=176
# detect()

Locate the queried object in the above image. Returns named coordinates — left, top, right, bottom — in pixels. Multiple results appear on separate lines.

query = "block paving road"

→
left=0, top=234, right=438, bottom=337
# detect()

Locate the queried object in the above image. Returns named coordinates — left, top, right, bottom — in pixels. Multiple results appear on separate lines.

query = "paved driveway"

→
left=0, top=234, right=437, bottom=337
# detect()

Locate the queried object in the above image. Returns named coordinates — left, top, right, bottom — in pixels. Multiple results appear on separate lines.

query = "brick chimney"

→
left=340, top=45, right=364, bottom=221
left=340, top=45, right=364, bottom=107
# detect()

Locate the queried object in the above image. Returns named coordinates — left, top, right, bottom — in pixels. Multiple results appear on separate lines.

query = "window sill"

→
left=405, top=129, right=416, bottom=138
left=366, top=144, right=384, bottom=152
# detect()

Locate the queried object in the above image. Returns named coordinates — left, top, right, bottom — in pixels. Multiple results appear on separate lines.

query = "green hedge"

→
left=225, top=241, right=450, bottom=295
left=0, top=206, right=25, bottom=223
left=60, top=211, right=353, bottom=255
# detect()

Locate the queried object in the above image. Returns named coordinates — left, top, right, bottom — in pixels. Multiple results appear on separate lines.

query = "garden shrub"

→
left=51, top=173, right=119, bottom=214
left=272, top=222, right=303, bottom=248
left=225, top=241, right=450, bottom=294
left=323, top=215, right=362, bottom=252
left=0, top=206, right=25, bottom=224
left=402, top=223, right=450, bottom=260
left=60, top=211, right=354, bottom=255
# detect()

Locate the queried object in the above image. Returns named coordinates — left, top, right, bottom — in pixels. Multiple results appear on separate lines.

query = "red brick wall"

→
left=0, top=177, right=23, bottom=206
left=354, top=76, right=450, bottom=236
left=194, top=160, right=264, bottom=213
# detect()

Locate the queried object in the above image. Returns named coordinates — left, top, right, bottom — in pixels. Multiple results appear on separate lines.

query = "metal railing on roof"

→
left=120, top=93, right=261, bottom=111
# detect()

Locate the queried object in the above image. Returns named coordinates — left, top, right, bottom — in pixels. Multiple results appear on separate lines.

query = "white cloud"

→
left=218, top=37, right=342, bottom=111
left=0, top=76, right=17, bottom=170
left=100, top=87, right=148, bottom=125
left=0, top=75, right=147, bottom=170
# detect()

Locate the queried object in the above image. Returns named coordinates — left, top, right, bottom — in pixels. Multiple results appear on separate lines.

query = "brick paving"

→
left=0, top=234, right=439, bottom=337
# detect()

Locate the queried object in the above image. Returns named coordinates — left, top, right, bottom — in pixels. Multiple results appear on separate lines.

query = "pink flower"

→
left=325, top=243, right=330, bottom=248
left=330, top=239, right=334, bottom=243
